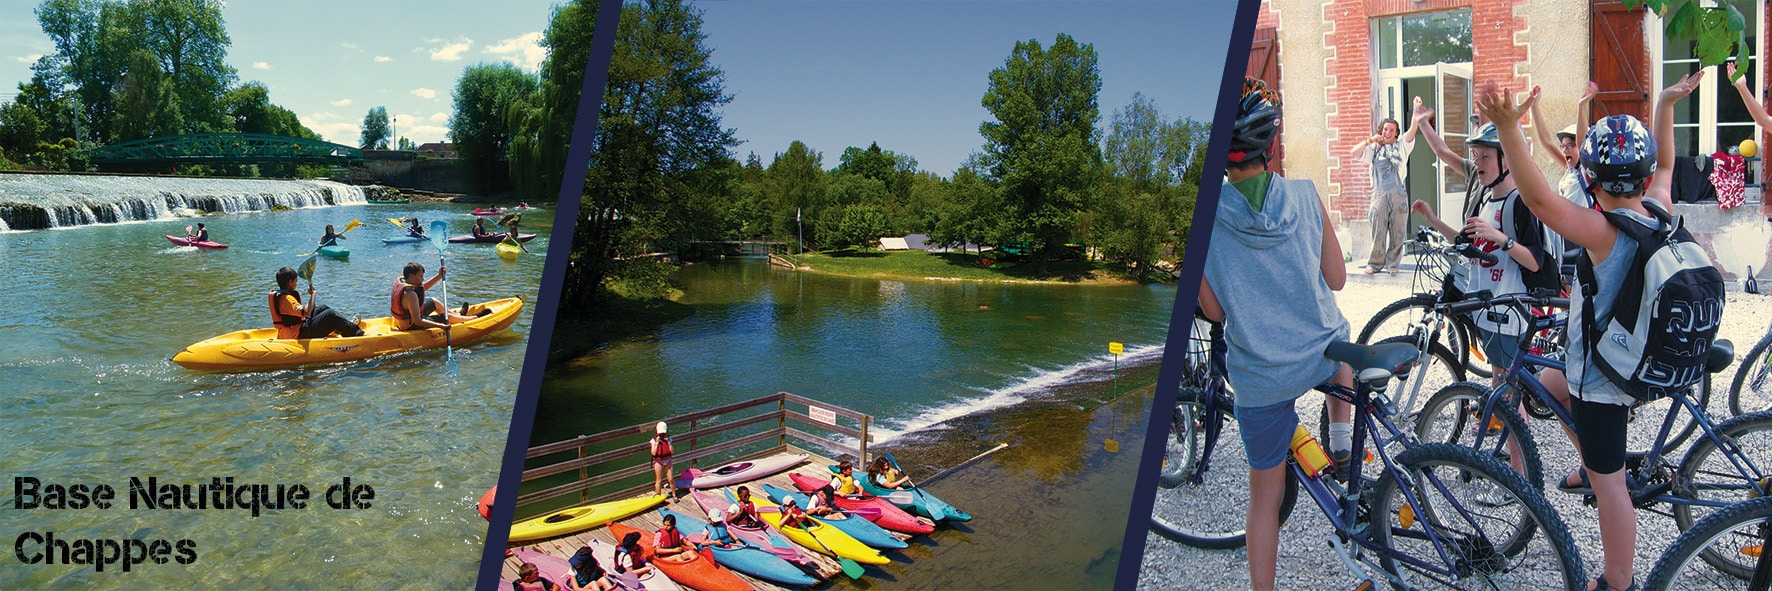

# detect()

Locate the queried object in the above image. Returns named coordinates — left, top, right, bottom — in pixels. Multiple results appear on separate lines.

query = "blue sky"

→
left=0, top=0, right=1237, bottom=172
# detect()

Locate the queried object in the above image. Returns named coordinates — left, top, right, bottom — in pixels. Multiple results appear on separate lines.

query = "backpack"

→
left=1576, top=200, right=1725, bottom=401
left=1498, top=190, right=1562, bottom=295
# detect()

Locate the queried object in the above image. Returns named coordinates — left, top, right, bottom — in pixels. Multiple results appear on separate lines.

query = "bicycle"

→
left=1412, top=292, right=1772, bottom=580
left=1727, top=317, right=1772, bottom=417
left=1357, top=227, right=1493, bottom=380
left=1643, top=495, right=1772, bottom=589
left=1152, top=315, right=1584, bottom=589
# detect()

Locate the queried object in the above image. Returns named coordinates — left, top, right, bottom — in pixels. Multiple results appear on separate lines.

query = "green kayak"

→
left=833, top=452, right=972, bottom=522
left=317, top=244, right=349, bottom=259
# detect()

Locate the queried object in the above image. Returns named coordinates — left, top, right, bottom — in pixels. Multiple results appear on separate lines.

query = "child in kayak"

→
left=707, top=508, right=743, bottom=548
left=867, top=457, right=910, bottom=489
left=652, top=513, right=692, bottom=560
left=406, top=217, right=426, bottom=238
left=472, top=217, right=493, bottom=239
left=650, top=422, right=673, bottom=497
left=610, top=532, right=654, bottom=578
left=565, top=548, right=615, bottom=591
left=189, top=222, right=210, bottom=242
left=805, top=486, right=842, bottom=518
left=319, top=224, right=344, bottom=247
left=729, top=488, right=761, bottom=527
left=778, top=497, right=815, bottom=530
left=270, top=267, right=365, bottom=340
left=390, top=262, right=478, bottom=331
left=829, top=460, right=864, bottom=497
left=512, top=563, right=559, bottom=591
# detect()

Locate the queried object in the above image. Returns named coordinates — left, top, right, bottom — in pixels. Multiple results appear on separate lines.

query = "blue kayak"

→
left=380, top=235, right=428, bottom=244
left=317, top=244, right=349, bottom=259
left=761, top=483, right=908, bottom=550
left=657, top=508, right=817, bottom=587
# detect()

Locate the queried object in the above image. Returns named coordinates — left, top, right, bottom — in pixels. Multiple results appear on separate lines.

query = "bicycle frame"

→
left=1463, top=311, right=1772, bottom=507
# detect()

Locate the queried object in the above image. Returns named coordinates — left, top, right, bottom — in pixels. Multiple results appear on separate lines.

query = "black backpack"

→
left=1576, top=200, right=1725, bottom=401
left=1499, top=190, right=1562, bottom=295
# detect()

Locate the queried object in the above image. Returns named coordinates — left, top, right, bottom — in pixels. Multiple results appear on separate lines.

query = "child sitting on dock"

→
left=610, top=532, right=655, bottom=578
left=652, top=514, right=693, bottom=561
left=511, top=563, right=559, bottom=591
left=565, top=548, right=615, bottom=591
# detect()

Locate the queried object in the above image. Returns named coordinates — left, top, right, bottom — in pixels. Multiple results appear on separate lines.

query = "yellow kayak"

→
left=172, top=297, right=524, bottom=370
left=508, top=494, right=666, bottom=543
left=745, top=490, right=889, bottom=565
left=496, top=241, right=521, bottom=259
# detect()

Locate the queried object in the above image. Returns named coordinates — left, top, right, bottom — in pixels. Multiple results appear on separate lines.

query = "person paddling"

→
left=405, top=217, right=426, bottom=238
left=270, top=267, right=364, bottom=340
left=189, top=222, right=210, bottom=242
left=389, top=262, right=476, bottom=331
left=319, top=224, right=345, bottom=247
left=472, top=217, right=493, bottom=239
left=729, top=488, right=761, bottom=528
left=867, top=456, right=910, bottom=490
left=778, top=496, right=815, bottom=529
left=806, top=486, right=842, bottom=518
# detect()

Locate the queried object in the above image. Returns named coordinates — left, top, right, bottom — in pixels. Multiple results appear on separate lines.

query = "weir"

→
left=0, top=173, right=369, bottom=230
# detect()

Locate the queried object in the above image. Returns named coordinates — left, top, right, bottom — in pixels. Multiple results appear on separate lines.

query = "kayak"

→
left=687, top=489, right=811, bottom=566
left=497, top=241, right=522, bottom=259
left=447, top=233, right=537, bottom=244
left=381, top=235, right=428, bottom=244
left=588, top=538, right=679, bottom=591
left=165, top=235, right=227, bottom=249
left=726, top=488, right=888, bottom=565
left=675, top=454, right=808, bottom=490
left=511, top=547, right=648, bottom=591
left=760, top=483, right=906, bottom=549
left=171, top=297, right=524, bottom=370
left=787, top=472, right=932, bottom=534
left=608, top=523, right=754, bottom=591
left=317, top=244, right=349, bottom=259
left=471, top=208, right=509, bottom=216
left=658, top=508, right=818, bottom=587
left=478, top=485, right=496, bottom=521
left=505, top=492, right=664, bottom=543
left=829, top=456, right=971, bottom=522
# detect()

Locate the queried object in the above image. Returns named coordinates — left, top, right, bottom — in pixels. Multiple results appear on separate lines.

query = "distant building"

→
left=415, top=142, right=458, bottom=159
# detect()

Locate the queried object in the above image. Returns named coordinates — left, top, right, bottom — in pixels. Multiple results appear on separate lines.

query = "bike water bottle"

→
left=1290, top=425, right=1333, bottom=477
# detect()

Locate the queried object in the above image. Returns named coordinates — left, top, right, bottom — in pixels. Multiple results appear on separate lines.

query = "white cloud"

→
left=340, top=42, right=359, bottom=50
left=303, top=119, right=361, bottom=145
left=426, top=37, right=474, bottom=62
left=16, top=53, right=42, bottom=64
left=402, top=124, right=449, bottom=144
left=252, top=61, right=270, bottom=70
left=306, top=111, right=339, bottom=122
left=373, top=55, right=393, bottom=63
left=484, top=31, right=545, bottom=71
left=329, top=98, right=353, bottom=107
left=428, top=112, right=447, bottom=123
left=411, top=88, right=437, bottom=100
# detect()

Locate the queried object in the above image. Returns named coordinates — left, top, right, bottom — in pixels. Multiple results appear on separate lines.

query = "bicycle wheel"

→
left=1370, top=443, right=1584, bottom=590
left=1674, top=411, right=1772, bottom=577
left=1644, top=496, right=1772, bottom=590
left=1358, top=295, right=1487, bottom=380
left=1413, top=381, right=1546, bottom=491
left=1150, top=387, right=1300, bottom=548
left=1730, top=333, right=1772, bottom=417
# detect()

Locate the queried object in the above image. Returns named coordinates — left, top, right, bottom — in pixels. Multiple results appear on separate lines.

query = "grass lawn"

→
left=789, top=249, right=1139, bottom=285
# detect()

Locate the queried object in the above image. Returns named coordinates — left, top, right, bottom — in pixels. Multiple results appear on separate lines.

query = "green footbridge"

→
left=91, top=133, right=367, bottom=169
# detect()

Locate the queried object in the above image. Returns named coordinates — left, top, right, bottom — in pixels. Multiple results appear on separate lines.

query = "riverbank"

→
left=788, top=250, right=1143, bottom=285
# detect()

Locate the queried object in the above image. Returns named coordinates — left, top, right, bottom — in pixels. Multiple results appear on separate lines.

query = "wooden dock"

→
left=500, top=446, right=924, bottom=589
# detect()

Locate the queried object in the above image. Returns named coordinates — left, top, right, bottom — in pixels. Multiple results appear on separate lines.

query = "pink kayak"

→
left=687, top=488, right=812, bottom=566
left=788, top=472, right=934, bottom=534
left=674, top=453, right=808, bottom=490
left=165, top=235, right=228, bottom=249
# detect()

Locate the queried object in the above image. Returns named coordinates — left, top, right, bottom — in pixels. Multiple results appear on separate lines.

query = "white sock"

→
left=1328, top=422, right=1353, bottom=455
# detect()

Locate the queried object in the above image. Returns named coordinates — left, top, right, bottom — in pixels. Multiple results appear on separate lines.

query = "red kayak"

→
left=470, top=208, right=509, bottom=216
left=478, top=485, right=496, bottom=521
left=448, top=233, right=537, bottom=244
left=166, top=235, right=228, bottom=249
left=608, top=523, right=753, bottom=591
left=789, top=472, right=935, bottom=534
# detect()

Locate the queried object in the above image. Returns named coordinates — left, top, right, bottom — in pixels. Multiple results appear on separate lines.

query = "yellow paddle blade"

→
left=1103, top=438, right=1118, bottom=453
left=342, top=219, right=362, bottom=233
left=387, top=217, right=407, bottom=227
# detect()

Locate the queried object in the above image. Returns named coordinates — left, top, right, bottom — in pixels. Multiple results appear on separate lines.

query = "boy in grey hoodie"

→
left=1197, top=78, right=1355, bottom=591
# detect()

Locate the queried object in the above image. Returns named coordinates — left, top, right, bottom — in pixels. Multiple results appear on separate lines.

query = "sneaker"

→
left=477, top=308, right=493, bottom=317
left=460, top=301, right=472, bottom=316
left=1330, top=450, right=1353, bottom=482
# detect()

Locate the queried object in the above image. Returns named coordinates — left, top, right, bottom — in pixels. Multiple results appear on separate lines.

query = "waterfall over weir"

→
left=0, top=173, right=370, bottom=230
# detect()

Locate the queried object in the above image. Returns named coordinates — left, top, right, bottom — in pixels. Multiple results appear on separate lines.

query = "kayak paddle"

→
left=884, top=452, right=945, bottom=521
left=316, top=219, right=362, bottom=252
left=781, top=507, right=863, bottom=579
left=427, top=220, right=454, bottom=373
left=499, top=213, right=530, bottom=253
left=296, top=254, right=320, bottom=307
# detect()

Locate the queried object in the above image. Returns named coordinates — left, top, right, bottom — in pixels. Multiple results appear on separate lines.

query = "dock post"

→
left=778, top=397, right=787, bottom=451
left=859, top=415, right=870, bottom=465
left=577, top=441, right=589, bottom=503
left=689, top=419, right=698, bottom=454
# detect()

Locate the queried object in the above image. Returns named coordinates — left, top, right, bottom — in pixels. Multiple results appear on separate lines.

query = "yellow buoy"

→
left=1743, top=139, right=1760, bottom=158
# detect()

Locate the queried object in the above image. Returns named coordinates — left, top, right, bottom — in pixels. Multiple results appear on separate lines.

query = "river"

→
left=1, top=186, right=549, bottom=588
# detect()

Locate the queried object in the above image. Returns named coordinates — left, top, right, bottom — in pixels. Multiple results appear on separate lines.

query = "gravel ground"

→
left=1137, top=262, right=1772, bottom=590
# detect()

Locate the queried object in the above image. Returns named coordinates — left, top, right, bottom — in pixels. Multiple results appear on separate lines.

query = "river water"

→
left=1, top=196, right=550, bottom=588
left=532, top=257, right=1177, bottom=589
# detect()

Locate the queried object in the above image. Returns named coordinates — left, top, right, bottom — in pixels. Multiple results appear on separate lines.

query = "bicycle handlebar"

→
left=1442, top=292, right=1569, bottom=314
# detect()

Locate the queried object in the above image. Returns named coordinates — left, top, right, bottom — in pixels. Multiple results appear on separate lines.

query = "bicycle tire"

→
left=1370, top=443, right=1584, bottom=590
left=1730, top=332, right=1772, bottom=417
left=1674, top=411, right=1772, bottom=578
left=1358, top=295, right=1487, bottom=380
left=1150, top=387, right=1300, bottom=549
left=1413, top=381, right=1546, bottom=491
left=1644, top=495, right=1772, bottom=590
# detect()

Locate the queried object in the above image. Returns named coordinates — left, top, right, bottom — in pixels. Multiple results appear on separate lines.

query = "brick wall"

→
left=1257, top=0, right=1277, bottom=29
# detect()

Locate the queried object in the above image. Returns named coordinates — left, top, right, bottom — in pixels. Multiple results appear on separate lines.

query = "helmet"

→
left=1555, top=124, right=1578, bottom=143
left=783, top=497, right=797, bottom=507
left=1580, top=115, right=1657, bottom=195
left=656, top=421, right=668, bottom=434
left=1229, top=77, right=1281, bottom=164
left=1464, top=123, right=1502, bottom=149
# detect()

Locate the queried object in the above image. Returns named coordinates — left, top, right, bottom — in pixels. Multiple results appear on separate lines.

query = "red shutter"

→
left=1591, top=0, right=1650, bottom=120
left=1247, top=26, right=1284, bottom=175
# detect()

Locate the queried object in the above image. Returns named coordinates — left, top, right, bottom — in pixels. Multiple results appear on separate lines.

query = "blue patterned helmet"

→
left=1229, top=78, right=1281, bottom=164
left=1580, top=115, right=1657, bottom=195
left=1464, top=123, right=1502, bottom=149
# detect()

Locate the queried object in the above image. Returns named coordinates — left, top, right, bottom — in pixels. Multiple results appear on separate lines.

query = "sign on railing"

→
left=808, top=406, right=837, bottom=425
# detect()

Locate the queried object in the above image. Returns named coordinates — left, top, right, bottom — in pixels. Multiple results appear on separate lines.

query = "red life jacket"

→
left=268, top=289, right=304, bottom=339
left=655, top=526, right=684, bottom=549
left=389, top=278, right=424, bottom=328
left=652, top=435, right=673, bottom=461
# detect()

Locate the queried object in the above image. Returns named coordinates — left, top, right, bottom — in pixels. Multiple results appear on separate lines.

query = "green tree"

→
left=979, top=33, right=1103, bottom=271
left=398, top=136, right=415, bottom=151
left=507, top=0, right=601, bottom=202
left=766, top=141, right=827, bottom=249
left=450, top=62, right=540, bottom=193
left=219, top=82, right=315, bottom=138
left=566, top=0, right=738, bottom=308
left=130, top=0, right=235, bottom=133
left=360, top=106, right=391, bottom=149
left=826, top=203, right=889, bottom=250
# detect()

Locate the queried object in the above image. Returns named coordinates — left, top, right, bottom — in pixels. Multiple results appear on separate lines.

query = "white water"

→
left=868, top=342, right=1166, bottom=443
left=0, top=174, right=368, bottom=230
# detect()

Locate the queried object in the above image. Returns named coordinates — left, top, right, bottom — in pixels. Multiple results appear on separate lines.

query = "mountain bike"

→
left=1643, top=495, right=1772, bottom=589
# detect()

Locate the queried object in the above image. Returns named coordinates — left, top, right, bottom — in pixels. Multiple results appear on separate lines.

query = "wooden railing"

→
left=517, top=392, right=872, bottom=517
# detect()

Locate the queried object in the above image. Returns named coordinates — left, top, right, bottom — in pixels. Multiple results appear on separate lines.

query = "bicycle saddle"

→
left=1324, top=341, right=1418, bottom=382
left=1707, top=339, right=1734, bottom=374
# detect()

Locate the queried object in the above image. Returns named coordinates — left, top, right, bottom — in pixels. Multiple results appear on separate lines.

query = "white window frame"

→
left=1648, top=0, right=1766, bottom=156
